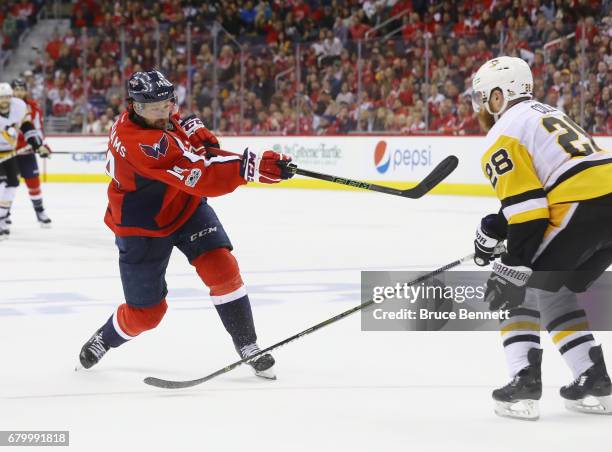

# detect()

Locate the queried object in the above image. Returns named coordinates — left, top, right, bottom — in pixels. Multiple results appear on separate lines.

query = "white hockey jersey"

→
left=0, top=97, right=28, bottom=154
left=480, top=100, right=611, bottom=227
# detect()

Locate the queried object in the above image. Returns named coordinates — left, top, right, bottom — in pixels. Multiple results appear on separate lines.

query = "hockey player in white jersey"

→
left=471, top=56, right=612, bottom=420
left=0, top=82, right=48, bottom=239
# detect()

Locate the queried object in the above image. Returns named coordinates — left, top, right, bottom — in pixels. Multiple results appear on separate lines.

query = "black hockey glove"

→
left=21, top=121, right=43, bottom=152
left=484, top=258, right=532, bottom=311
left=474, top=213, right=506, bottom=266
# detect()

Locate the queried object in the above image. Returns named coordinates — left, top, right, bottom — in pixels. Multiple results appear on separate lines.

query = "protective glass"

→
left=471, top=90, right=486, bottom=113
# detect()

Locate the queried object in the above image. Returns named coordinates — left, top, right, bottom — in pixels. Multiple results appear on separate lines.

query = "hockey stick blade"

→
left=143, top=252, right=474, bottom=389
left=286, top=155, right=458, bottom=198
left=400, top=154, right=458, bottom=198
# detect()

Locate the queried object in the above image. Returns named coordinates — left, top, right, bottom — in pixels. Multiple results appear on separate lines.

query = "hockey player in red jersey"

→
left=10, top=78, right=52, bottom=227
left=78, top=70, right=293, bottom=379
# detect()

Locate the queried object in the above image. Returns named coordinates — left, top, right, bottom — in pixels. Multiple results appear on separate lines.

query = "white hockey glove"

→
left=474, top=213, right=506, bottom=266
left=37, top=144, right=52, bottom=158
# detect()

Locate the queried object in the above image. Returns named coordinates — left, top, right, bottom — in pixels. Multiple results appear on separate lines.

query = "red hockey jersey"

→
left=25, top=98, right=45, bottom=136
left=104, top=112, right=245, bottom=237
left=14, top=98, right=45, bottom=150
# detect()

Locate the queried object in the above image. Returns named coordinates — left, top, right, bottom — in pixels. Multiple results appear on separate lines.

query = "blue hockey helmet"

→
left=127, top=70, right=175, bottom=103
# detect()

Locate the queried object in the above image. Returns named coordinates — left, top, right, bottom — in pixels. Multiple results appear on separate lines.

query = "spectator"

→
left=45, top=30, right=62, bottom=60
left=26, top=0, right=611, bottom=135
left=349, top=12, right=371, bottom=40
left=453, top=103, right=479, bottom=135
left=427, top=84, right=445, bottom=110
left=336, top=82, right=355, bottom=106
left=86, top=113, right=112, bottom=134
left=14, top=0, right=35, bottom=32
left=430, top=99, right=456, bottom=133
left=52, top=88, right=74, bottom=117
left=592, top=110, right=607, bottom=134
left=2, top=9, right=18, bottom=47
left=322, top=30, right=342, bottom=64
left=69, top=111, right=84, bottom=133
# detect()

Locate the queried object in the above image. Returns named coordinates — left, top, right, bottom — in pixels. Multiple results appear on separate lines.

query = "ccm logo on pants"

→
left=190, top=227, right=218, bottom=242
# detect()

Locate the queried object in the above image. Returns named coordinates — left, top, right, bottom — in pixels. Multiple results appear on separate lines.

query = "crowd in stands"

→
left=0, top=1, right=43, bottom=64
left=19, top=0, right=612, bottom=135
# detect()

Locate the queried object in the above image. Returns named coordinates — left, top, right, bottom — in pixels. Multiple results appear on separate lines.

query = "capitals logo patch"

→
left=140, top=134, right=169, bottom=159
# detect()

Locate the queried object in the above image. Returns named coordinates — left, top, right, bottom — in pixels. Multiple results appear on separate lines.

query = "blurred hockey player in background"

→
left=471, top=56, right=612, bottom=420
left=78, top=70, right=293, bottom=379
left=0, top=82, right=51, bottom=239
left=11, top=78, right=52, bottom=227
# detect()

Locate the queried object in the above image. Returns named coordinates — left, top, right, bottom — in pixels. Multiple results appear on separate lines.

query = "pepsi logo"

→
left=373, top=140, right=390, bottom=174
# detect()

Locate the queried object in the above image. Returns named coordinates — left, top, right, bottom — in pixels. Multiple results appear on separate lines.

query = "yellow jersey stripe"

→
left=507, top=207, right=550, bottom=225
left=501, top=321, right=541, bottom=335
left=548, top=162, right=612, bottom=205
left=552, top=322, right=590, bottom=344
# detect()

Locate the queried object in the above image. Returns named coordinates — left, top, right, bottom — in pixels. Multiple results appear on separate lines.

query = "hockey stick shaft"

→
left=143, top=253, right=475, bottom=389
left=285, top=160, right=451, bottom=198
left=0, top=148, right=102, bottom=164
left=45, top=151, right=106, bottom=155
left=208, top=147, right=458, bottom=199
left=0, top=145, right=32, bottom=164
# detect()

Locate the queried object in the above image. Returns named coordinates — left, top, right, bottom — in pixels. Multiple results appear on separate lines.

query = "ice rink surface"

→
left=1, top=183, right=610, bottom=452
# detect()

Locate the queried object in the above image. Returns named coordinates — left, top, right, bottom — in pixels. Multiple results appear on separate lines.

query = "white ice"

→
left=1, top=184, right=610, bottom=452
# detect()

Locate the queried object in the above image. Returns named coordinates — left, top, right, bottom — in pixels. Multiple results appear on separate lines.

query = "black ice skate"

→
left=0, top=214, right=9, bottom=240
left=35, top=208, right=52, bottom=228
left=560, top=345, right=612, bottom=415
left=492, top=348, right=542, bottom=420
left=237, top=343, right=276, bottom=380
left=4, top=210, right=10, bottom=225
left=78, top=328, right=111, bottom=369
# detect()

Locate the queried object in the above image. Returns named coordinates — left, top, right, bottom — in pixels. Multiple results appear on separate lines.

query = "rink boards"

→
left=40, top=135, right=612, bottom=196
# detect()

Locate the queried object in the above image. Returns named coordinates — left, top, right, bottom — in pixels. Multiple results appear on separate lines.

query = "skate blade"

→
left=494, top=400, right=539, bottom=421
left=254, top=367, right=277, bottom=380
left=565, top=396, right=612, bottom=415
left=39, top=222, right=52, bottom=229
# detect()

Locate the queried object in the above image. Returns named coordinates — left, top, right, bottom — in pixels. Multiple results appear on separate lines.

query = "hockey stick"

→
left=284, top=155, right=458, bottom=198
left=0, top=150, right=105, bottom=163
left=143, top=253, right=475, bottom=389
left=209, top=147, right=458, bottom=199
left=44, top=151, right=106, bottom=155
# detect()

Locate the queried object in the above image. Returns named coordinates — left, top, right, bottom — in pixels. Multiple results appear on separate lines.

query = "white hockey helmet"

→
left=0, top=83, right=12, bottom=113
left=0, top=82, right=13, bottom=97
left=471, top=56, right=533, bottom=117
